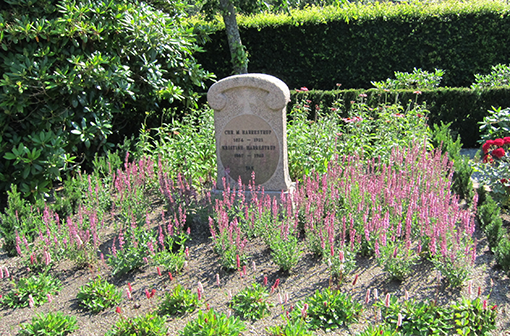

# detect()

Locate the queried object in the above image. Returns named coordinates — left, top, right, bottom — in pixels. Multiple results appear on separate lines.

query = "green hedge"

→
left=193, top=0, right=510, bottom=90
left=289, top=87, right=510, bottom=147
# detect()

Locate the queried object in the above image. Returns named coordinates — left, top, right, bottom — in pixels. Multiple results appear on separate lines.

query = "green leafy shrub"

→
left=478, top=106, right=510, bottom=143
left=270, top=234, right=301, bottom=273
left=230, top=282, right=273, bottom=320
left=179, top=309, right=246, bottom=336
left=18, top=311, right=78, bottom=336
left=450, top=297, right=497, bottom=335
left=266, top=318, right=315, bottom=336
left=77, top=276, right=122, bottom=313
left=472, top=64, right=510, bottom=91
left=106, top=312, right=168, bottom=336
left=371, top=68, right=444, bottom=90
left=0, top=273, right=61, bottom=308
left=158, top=284, right=200, bottom=316
left=291, top=289, right=362, bottom=330
left=0, top=0, right=213, bottom=200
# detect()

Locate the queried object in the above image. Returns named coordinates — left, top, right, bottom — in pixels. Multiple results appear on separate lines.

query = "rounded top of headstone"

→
left=207, top=73, right=290, bottom=111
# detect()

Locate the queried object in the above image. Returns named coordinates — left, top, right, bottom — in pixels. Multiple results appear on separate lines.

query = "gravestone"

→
left=207, top=74, right=292, bottom=192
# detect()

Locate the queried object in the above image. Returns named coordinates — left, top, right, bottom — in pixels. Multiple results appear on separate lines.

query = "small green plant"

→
left=371, top=68, right=444, bottom=90
left=376, top=295, right=450, bottom=335
left=267, top=317, right=315, bottom=336
left=326, top=247, right=357, bottom=284
left=270, top=234, right=302, bottom=272
left=356, top=324, right=401, bottom=336
left=377, top=243, right=418, bottom=282
left=1, top=273, right=61, bottom=308
left=18, top=311, right=78, bottom=336
left=291, top=288, right=362, bottom=330
left=76, top=276, right=123, bottom=313
left=158, top=284, right=200, bottom=316
left=230, top=282, right=273, bottom=320
left=179, top=308, right=246, bottom=336
left=450, top=297, right=497, bottom=335
left=106, top=312, right=168, bottom=336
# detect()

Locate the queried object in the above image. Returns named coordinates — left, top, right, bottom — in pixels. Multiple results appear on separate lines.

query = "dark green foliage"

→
left=430, top=122, right=474, bottom=201
left=494, top=237, right=510, bottom=272
left=0, top=0, right=213, bottom=200
left=19, top=312, right=78, bottom=336
left=477, top=194, right=505, bottom=251
left=196, top=2, right=510, bottom=91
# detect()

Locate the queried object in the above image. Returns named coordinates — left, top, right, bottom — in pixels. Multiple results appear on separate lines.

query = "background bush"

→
left=0, top=0, right=213, bottom=201
left=193, top=0, right=510, bottom=90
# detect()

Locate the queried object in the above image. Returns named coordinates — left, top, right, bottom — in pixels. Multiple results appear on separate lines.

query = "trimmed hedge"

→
left=289, top=87, right=510, bottom=148
left=193, top=0, right=510, bottom=90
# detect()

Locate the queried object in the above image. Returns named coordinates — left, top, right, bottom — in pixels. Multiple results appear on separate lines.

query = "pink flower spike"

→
left=150, top=289, right=156, bottom=298
left=4, top=267, right=9, bottom=278
left=273, top=279, right=280, bottom=290
left=352, top=274, right=359, bottom=286
left=252, top=261, right=256, bottom=273
left=285, top=293, right=289, bottom=304
left=339, top=251, right=345, bottom=263
left=168, top=272, right=173, bottom=281
left=468, top=280, right=473, bottom=296
left=126, top=288, right=132, bottom=300
left=385, top=293, right=390, bottom=308
left=243, top=265, right=247, bottom=277
left=301, top=303, right=309, bottom=318
left=228, top=290, right=232, bottom=301
left=397, top=313, right=403, bottom=326
left=143, top=257, right=148, bottom=264
left=278, top=293, right=283, bottom=305
left=47, top=294, right=52, bottom=303
left=0, top=267, right=3, bottom=279
left=216, top=273, right=220, bottom=287
left=483, top=300, right=488, bottom=310
left=28, top=294, right=35, bottom=308
left=157, top=267, right=161, bottom=276
left=330, top=245, right=334, bottom=257
left=365, top=289, right=371, bottom=305
left=478, top=286, right=482, bottom=297
left=116, top=306, right=121, bottom=314
left=263, top=276, right=268, bottom=286
left=236, top=254, right=240, bottom=269
left=128, top=283, right=132, bottom=293
left=405, top=290, right=409, bottom=301
left=374, top=288, right=379, bottom=300
left=197, top=288, right=202, bottom=300
left=185, top=247, right=189, bottom=259
left=145, top=289, right=150, bottom=299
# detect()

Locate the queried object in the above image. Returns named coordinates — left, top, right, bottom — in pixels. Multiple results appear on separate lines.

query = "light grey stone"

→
left=207, top=74, right=292, bottom=191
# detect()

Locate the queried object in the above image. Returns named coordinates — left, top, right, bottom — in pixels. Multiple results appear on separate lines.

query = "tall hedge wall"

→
left=193, top=1, right=510, bottom=90
left=290, top=87, right=510, bottom=147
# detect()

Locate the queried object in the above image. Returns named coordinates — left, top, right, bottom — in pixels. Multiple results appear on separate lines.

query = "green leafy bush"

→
left=179, top=309, right=246, bottom=336
left=472, top=64, right=510, bottom=91
left=291, top=289, right=362, bottom=330
left=478, top=106, right=510, bottom=143
left=18, top=311, right=78, bottom=336
left=1, top=273, right=61, bottom=308
left=230, top=282, right=273, bottom=320
left=106, top=312, right=168, bottom=336
left=77, top=276, right=122, bottom=313
left=0, top=0, right=213, bottom=200
left=158, top=284, right=200, bottom=316
left=371, top=68, right=444, bottom=90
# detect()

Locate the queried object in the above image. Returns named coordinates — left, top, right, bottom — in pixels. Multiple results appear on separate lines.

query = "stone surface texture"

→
left=207, top=74, right=292, bottom=191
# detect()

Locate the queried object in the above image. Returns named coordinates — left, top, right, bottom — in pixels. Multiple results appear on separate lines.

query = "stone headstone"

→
left=207, top=74, right=292, bottom=191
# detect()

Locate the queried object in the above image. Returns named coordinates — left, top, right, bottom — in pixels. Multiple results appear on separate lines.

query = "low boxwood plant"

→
left=290, top=288, right=362, bottom=330
left=18, top=311, right=78, bottom=336
left=158, top=284, right=200, bottom=316
left=0, top=272, right=61, bottom=308
left=76, top=276, right=123, bottom=313
left=179, top=308, right=246, bottom=336
left=230, top=282, right=273, bottom=320
left=106, top=312, right=168, bottom=336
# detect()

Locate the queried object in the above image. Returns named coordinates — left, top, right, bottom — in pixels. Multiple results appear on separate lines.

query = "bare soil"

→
left=0, top=200, right=510, bottom=336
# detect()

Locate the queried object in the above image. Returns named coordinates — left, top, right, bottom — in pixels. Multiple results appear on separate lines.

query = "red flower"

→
left=482, top=140, right=495, bottom=153
left=501, top=179, right=508, bottom=184
left=494, top=138, right=505, bottom=147
left=116, top=306, right=121, bottom=314
left=493, top=147, right=506, bottom=158
left=504, top=137, right=510, bottom=144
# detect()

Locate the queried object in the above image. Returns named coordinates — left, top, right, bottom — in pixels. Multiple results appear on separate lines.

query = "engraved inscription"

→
left=219, top=115, right=279, bottom=185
